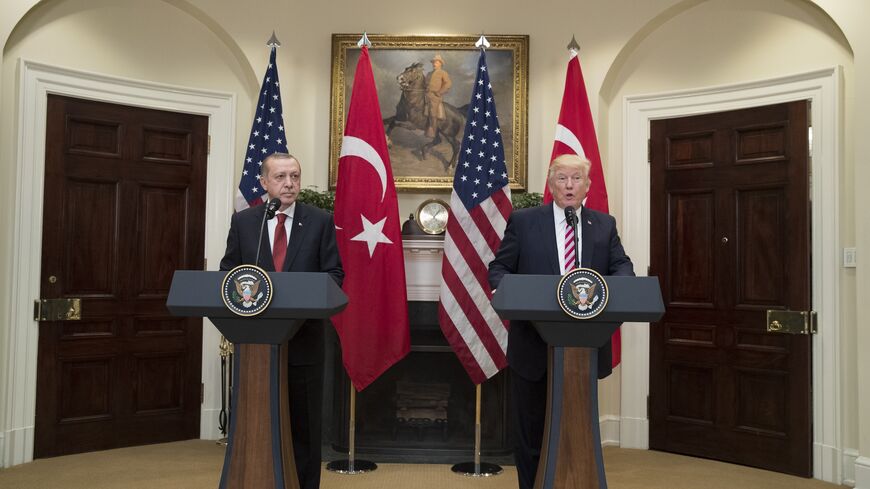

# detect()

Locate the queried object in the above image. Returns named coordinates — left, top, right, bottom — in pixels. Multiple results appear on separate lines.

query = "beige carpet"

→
left=0, top=440, right=846, bottom=489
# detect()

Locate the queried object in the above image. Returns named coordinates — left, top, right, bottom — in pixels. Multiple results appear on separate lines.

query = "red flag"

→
left=333, top=46, right=410, bottom=391
left=543, top=51, right=621, bottom=368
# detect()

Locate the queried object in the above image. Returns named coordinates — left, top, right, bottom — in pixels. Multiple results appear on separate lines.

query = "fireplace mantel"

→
left=403, top=239, right=444, bottom=301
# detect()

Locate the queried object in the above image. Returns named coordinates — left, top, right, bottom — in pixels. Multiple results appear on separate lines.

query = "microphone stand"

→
left=255, top=198, right=280, bottom=267
left=571, top=216, right=580, bottom=269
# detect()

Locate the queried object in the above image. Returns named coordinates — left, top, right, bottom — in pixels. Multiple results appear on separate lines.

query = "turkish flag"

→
left=333, top=46, right=410, bottom=391
left=543, top=51, right=621, bottom=368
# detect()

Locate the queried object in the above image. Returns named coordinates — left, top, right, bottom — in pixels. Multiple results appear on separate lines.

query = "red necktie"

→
left=564, top=221, right=576, bottom=272
left=273, top=213, right=287, bottom=271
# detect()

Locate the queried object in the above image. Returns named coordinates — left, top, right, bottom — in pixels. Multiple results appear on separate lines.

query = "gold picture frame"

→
left=329, top=34, right=529, bottom=191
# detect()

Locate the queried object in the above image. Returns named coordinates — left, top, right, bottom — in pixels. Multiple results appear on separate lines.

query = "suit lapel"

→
left=282, top=203, right=307, bottom=271
left=580, top=206, right=594, bottom=269
left=541, top=203, right=560, bottom=274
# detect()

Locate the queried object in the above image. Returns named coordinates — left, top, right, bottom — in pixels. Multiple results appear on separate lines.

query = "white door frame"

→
left=619, top=67, right=842, bottom=483
left=1, top=59, right=235, bottom=467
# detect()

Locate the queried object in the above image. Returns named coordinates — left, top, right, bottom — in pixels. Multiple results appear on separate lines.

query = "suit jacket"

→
left=488, top=203, right=634, bottom=380
left=220, top=202, right=344, bottom=365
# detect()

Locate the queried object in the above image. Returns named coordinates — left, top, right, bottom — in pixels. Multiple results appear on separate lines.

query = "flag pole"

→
left=567, top=34, right=580, bottom=54
left=326, top=31, right=410, bottom=475
left=441, top=33, right=510, bottom=477
left=326, top=382, right=377, bottom=473
left=451, top=383, right=502, bottom=476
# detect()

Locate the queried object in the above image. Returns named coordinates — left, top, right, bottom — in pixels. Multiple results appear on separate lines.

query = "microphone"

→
left=255, top=198, right=282, bottom=267
left=564, top=206, right=577, bottom=227
left=264, top=197, right=281, bottom=220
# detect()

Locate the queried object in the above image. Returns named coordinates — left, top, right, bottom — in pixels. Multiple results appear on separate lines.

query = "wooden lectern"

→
left=167, top=271, right=347, bottom=489
left=491, top=275, right=664, bottom=489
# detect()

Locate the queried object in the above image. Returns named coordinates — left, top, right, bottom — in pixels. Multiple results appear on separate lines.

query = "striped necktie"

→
left=564, top=220, right=576, bottom=272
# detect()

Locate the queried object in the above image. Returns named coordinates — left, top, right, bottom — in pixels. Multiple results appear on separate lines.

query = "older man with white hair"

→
left=488, top=153, right=634, bottom=489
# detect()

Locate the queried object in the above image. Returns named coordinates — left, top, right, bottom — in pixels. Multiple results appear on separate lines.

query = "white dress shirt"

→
left=266, top=201, right=295, bottom=249
left=553, top=203, right=582, bottom=274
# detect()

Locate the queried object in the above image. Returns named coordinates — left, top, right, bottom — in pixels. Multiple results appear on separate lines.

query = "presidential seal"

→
left=222, top=265, right=273, bottom=317
left=557, top=268, right=609, bottom=320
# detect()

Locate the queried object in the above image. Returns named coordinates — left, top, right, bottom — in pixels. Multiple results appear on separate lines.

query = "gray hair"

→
left=262, top=152, right=300, bottom=177
left=547, top=154, right=592, bottom=182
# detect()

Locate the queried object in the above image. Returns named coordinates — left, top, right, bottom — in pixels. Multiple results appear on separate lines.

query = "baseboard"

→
left=619, top=415, right=649, bottom=449
left=199, top=408, right=224, bottom=441
left=855, top=455, right=870, bottom=489
left=814, top=441, right=846, bottom=483
left=1, top=425, right=33, bottom=468
left=843, top=448, right=859, bottom=487
left=600, top=415, right=620, bottom=447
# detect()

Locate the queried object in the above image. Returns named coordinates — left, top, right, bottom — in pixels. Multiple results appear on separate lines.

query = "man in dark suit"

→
left=220, top=152, right=343, bottom=489
left=488, top=154, right=634, bottom=489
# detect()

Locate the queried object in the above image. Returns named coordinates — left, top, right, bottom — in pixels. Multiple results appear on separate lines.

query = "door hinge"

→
left=207, top=135, right=212, bottom=155
left=201, top=383, right=205, bottom=404
left=808, top=126, right=813, bottom=159
left=647, top=138, right=651, bottom=163
left=647, top=266, right=651, bottom=276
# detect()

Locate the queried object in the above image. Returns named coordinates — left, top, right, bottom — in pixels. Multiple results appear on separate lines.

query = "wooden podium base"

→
left=220, top=344, right=298, bottom=489
left=535, top=346, right=606, bottom=489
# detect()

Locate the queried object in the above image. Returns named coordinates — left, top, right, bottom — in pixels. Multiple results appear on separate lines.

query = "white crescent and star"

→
left=340, top=135, right=387, bottom=202
left=350, top=214, right=393, bottom=257
left=338, top=135, right=393, bottom=256
left=554, top=124, right=586, bottom=159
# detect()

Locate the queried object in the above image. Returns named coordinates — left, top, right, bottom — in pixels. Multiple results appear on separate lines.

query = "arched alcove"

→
left=0, top=0, right=262, bottom=465
left=596, top=0, right=854, bottom=483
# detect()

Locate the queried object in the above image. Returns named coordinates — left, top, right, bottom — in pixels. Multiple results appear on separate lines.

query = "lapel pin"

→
left=587, top=220, right=592, bottom=225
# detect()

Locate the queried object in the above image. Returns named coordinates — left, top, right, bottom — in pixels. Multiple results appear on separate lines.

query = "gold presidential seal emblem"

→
left=557, top=268, right=609, bottom=320
left=222, top=265, right=273, bottom=317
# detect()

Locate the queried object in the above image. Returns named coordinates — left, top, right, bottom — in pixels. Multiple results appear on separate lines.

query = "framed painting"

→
left=329, top=34, right=529, bottom=191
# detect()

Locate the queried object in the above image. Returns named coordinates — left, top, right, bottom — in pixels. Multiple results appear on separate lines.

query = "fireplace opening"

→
left=323, top=301, right=512, bottom=464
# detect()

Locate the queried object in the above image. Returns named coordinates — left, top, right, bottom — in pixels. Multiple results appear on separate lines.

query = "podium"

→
left=491, top=274, right=663, bottom=489
left=167, top=271, right=347, bottom=489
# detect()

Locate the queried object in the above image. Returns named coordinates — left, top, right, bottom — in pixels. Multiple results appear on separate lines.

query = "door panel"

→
left=35, top=95, right=207, bottom=457
left=737, top=188, right=786, bottom=306
left=649, top=101, right=811, bottom=476
left=64, top=179, right=119, bottom=295
left=669, top=191, right=715, bottom=305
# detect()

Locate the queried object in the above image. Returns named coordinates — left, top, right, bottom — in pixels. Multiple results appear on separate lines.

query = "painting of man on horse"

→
left=382, top=57, right=467, bottom=173
left=334, top=44, right=518, bottom=185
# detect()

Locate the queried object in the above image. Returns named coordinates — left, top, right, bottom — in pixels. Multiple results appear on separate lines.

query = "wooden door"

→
left=35, top=95, right=207, bottom=457
left=649, top=101, right=811, bottom=476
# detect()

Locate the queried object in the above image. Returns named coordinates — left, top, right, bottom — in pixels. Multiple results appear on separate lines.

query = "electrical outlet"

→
left=843, top=247, right=857, bottom=268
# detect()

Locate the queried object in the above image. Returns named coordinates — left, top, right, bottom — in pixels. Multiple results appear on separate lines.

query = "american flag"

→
left=438, top=49, right=512, bottom=384
left=234, top=46, right=289, bottom=211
